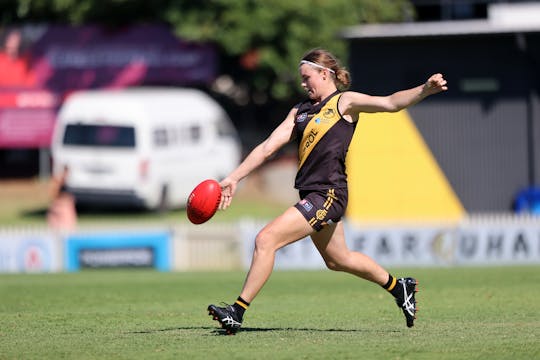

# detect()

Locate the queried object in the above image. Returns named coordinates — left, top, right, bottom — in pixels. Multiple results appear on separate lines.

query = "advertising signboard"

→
left=0, top=25, right=216, bottom=148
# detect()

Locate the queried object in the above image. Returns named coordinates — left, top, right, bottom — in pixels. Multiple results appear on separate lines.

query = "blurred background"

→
left=1, top=0, right=539, bottom=273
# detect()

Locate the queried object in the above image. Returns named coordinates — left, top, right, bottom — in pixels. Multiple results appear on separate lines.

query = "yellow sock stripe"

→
left=309, top=218, right=317, bottom=226
left=235, top=300, right=249, bottom=310
left=387, top=277, right=397, bottom=292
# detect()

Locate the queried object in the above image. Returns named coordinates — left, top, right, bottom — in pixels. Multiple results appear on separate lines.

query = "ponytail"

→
left=301, top=48, right=351, bottom=90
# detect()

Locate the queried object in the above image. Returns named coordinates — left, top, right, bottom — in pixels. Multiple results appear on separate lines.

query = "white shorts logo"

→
left=299, top=199, right=313, bottom=212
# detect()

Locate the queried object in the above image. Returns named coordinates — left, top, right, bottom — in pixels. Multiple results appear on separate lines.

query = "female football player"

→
left=208, top=48, right=447, bottom=334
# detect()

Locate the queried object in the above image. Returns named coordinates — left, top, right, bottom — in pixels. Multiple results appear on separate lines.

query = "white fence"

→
left=1, top=215, right=539, bottom=273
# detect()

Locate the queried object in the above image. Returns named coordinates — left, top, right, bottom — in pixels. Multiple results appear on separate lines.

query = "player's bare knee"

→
left=324, top=259, right=345, bottom=272
left=254, top=229, right=278, bottom=254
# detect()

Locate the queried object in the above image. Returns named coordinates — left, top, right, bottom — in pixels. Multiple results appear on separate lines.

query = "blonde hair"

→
left=301, top=48, right=351, bottom=90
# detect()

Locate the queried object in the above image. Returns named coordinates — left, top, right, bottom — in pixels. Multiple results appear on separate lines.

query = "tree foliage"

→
left=1, top=0, right=413, bottom=101
left=165, top=0, right=413, bottom=100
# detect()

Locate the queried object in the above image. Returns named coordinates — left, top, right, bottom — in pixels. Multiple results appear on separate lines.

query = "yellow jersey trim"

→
left=298, top=94, right=342, bottom=170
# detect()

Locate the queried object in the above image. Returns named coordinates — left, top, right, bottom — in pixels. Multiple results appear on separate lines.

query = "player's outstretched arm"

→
left=219, top=107, right=297, bottom=210
left=340, top=73, right=448, bottom=115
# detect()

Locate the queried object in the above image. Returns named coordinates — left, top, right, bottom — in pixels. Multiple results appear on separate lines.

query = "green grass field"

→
left=0, top=179, right=287, bottom=226
left=1, top=266, right=539, bottom=359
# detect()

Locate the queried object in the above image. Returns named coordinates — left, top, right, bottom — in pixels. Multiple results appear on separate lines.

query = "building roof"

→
left=341, top=3, right=540, bottom=39
left=341, top=19, right=540, bottom=40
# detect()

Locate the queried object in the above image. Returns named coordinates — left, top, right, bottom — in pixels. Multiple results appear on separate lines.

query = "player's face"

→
left=299, top=65, right=325, bottom=100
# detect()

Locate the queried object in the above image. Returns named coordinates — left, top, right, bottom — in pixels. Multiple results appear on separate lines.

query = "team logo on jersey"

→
left=323, top=108, right=335, bottom=118
left=296, top=112, right=308, bottom=123
left=299, top=199, right=313, bottom=212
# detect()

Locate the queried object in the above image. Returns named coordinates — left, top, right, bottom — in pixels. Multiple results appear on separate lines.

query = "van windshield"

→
left=63, top=124, right=136, bottom=148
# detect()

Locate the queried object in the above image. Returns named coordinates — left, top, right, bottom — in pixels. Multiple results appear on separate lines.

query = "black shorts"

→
left=294, top=188, right=348, bottom=231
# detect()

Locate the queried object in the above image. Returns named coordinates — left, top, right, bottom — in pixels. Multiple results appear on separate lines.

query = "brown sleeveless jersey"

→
left=294, top=91, right=357, bottom=190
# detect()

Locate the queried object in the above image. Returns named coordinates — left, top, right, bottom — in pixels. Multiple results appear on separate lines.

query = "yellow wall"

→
left=345, top=110, right=464, bottom=223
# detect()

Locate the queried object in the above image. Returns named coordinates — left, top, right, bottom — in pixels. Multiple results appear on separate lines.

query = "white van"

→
left=51, top=87, right=241, bottom=210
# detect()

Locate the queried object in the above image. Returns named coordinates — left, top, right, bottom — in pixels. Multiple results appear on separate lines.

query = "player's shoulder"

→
left=338, top=90, right=371, bottom=109
left=339, top=90, right=368, bottom=101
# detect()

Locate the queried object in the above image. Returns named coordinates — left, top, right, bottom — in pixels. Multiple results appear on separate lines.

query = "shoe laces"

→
left=219, top=302, right=235, bottom=311
left=400, top=281, right=416, bottom=316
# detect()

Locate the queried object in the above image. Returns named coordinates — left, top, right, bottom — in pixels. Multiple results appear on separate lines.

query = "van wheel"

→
left=157, top=185, right=169, bottom=213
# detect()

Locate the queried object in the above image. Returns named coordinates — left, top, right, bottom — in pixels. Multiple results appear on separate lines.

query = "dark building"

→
left=341, top=3, right=540, bottom=213
left=410, top=0, right=531, bottom=21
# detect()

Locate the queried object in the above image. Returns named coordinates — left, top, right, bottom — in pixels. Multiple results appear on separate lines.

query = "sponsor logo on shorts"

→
left=299, top=199, right=313, bottom=212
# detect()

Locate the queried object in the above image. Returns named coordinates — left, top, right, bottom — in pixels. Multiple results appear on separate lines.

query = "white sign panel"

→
left=0, top=231, right=62, bottom=273
left=344, top=224, right=456, bottom=267
left=456, top=221, right=540, bottom=265
left=240, top=218, right=540, bottom=269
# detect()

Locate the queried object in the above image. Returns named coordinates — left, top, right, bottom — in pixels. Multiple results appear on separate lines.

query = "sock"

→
left=382, top=274, right=401, bottom=298
left=232, top=296, right=250, bottom=318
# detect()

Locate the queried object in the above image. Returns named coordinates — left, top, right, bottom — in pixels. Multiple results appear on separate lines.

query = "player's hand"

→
left=219, top=177, right=237, bottom=210
left=423, top=73, right=448, bottom=95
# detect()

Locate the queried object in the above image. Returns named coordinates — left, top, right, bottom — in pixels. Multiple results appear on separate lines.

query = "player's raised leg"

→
left=311, top=222, right=418, bottom=327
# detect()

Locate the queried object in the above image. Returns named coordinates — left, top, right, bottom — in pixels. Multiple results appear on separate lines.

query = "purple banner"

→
left=0, top=25, right=217, bottom=147
left=29, top=25, right=217, bottom=91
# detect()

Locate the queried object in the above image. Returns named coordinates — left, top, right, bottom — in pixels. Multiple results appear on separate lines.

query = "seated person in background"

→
left=47, top=166, right=77, bottom=231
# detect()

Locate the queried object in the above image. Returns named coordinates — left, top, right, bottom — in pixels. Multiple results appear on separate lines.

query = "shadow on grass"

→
left=130, top=326, right=399, bottom=336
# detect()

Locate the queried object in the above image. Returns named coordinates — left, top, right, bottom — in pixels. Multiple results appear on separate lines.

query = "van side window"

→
left=153, top=128, right=168, bottom=147
left=216, top=119, right=237, bottom=138
left=190, top=125, right=201, bottom=142
left=63, top=124, right=135, bottom=148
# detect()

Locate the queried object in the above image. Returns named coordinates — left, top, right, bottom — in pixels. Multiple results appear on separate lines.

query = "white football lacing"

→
left=222, top=315, right=241, bottom=329
left=400, top=281, right=416, bottom=316
left=217, top=303, right=242, bottom=329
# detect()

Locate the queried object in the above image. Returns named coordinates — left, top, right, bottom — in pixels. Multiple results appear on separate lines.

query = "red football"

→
left=187, top=179, right=222, bottom=224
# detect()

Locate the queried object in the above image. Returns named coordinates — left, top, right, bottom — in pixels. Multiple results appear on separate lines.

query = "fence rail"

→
left=1, top=215, right=539, bottom=273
